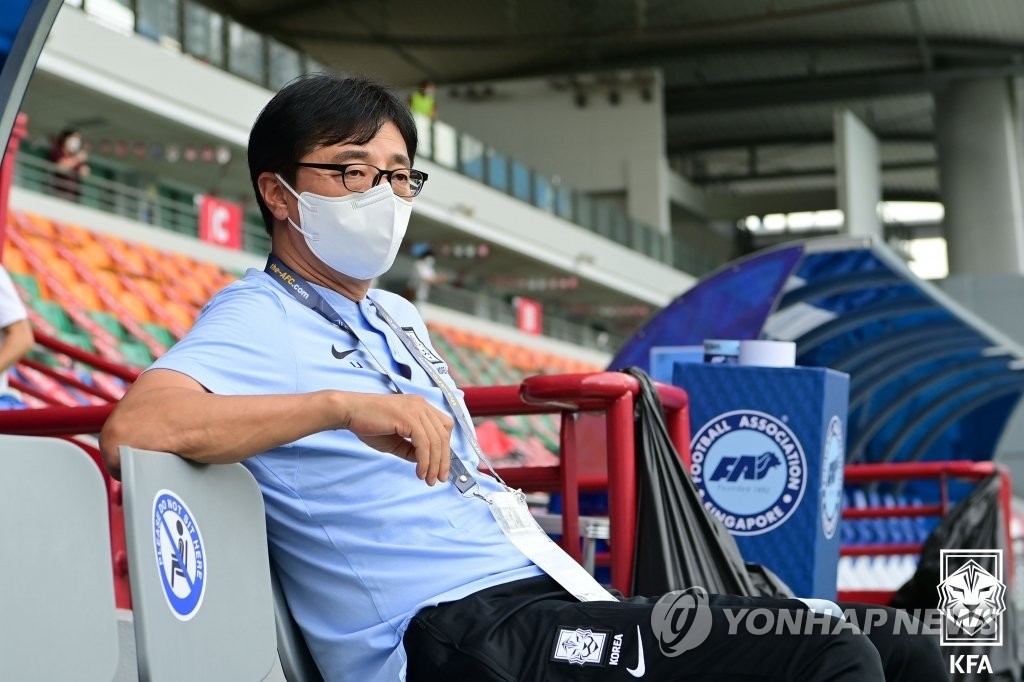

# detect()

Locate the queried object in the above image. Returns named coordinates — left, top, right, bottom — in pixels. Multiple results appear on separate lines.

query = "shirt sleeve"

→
left=149, top=281, right=298, bottom=397
left=0, top=267, right=28, bottom=329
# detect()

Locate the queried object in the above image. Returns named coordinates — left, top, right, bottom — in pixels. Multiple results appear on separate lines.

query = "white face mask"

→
left=65, top=136, right=82, bottom=153
left=276, top=174, right=412, bottom=280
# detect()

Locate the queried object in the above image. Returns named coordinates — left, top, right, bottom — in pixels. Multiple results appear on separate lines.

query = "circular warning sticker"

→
left=152, top=489, right=207, bottom=621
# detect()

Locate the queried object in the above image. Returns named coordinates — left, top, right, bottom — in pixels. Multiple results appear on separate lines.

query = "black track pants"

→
left=404, top=576, right=934, bottom=681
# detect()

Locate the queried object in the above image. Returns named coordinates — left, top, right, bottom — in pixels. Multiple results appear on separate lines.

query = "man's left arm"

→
left=0, top=319, right=33, bottom=373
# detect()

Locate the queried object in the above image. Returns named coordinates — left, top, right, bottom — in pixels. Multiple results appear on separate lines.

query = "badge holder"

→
left=486, top=490, right=617, bottom=602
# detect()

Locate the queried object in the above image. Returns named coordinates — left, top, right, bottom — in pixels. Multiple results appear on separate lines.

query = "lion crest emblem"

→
left=937, top=559, right=1006, bottom=636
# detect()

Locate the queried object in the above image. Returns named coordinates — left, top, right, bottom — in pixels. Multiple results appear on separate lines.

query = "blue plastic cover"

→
left=609, top=244, right=804, bottom=369
left=611, top=237, right=1024, bottom=465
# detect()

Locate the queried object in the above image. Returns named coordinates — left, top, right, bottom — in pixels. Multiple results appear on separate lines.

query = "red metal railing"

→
left=0, top=370, right=690, bottom=601
left=0, top=111, right=27, bottom=254
left=469, top=372, right=691, bottom=595
left=6, top=334, right=1012, bottom=604
left=836, top=460, right=1014, bottom=605
left=9, top=330, right=140, bottom=408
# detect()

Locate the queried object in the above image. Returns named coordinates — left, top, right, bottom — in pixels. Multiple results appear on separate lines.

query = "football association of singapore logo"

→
left=690, top=409, right=807, bottom=536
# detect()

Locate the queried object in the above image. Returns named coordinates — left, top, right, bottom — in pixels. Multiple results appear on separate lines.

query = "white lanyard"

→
left=369, top=299, right=616, bottom=602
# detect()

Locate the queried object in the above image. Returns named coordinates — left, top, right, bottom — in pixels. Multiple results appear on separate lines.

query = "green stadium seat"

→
left=432, top=338, right=471, bottom=383
left=534, top=414, right=561, bottom=452
left=88, top=310, right=127, bottom=341
left=59, top=329, right=96, bottom=353
left=9, top=272, right=41, bottom=300
left=118, top=340, right=154, bottom=367
left=31, top=299, right=74, bottom=333
left=26, top=348, right=60, bottom=368
left=140, top=322, right=177, bottom=348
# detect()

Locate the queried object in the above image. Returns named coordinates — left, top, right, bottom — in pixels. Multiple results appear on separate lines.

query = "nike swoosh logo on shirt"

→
left=627, top=625, right=646, bottom=678
left=331, top=345, right=357, bottom=360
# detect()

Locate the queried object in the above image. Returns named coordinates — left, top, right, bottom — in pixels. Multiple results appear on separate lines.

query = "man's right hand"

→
left=336, top=393, right=454, bottom=486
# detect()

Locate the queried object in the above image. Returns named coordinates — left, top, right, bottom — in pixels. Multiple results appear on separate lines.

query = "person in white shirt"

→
left=0, top=264, right=34, bottom=408
left=407, top=242, right=447, bottom=305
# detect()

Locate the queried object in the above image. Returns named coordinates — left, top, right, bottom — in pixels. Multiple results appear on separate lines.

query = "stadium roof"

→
left=609, top=236, right=1024, bottom=464
left=197, top=0, right=1024, bottom=208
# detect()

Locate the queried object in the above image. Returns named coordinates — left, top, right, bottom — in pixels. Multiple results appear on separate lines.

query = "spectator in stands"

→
left=408, top=79, right=437, bottom=120
left=100, top=74, right=943, bottom=682
left=405, top=242, right=447, bottom=305
left=48, top=128, right=91, bottom=200
left=0, top=265, right=34, bottom=409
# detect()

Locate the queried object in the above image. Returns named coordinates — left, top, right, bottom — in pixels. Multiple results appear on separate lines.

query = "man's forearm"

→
left=100, top=388, right=349, bottom=470
left=0, top=320, right=33, bottom=373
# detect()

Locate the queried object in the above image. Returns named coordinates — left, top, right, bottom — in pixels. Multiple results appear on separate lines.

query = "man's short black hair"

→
left=247, top=73, right=418, bottom=235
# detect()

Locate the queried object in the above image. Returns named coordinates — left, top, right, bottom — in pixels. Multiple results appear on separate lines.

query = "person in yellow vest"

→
left=409, top=80, right=437, bottom=120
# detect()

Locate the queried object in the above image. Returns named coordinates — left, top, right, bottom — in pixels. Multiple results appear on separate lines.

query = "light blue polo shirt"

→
left=149, top=269, right=541, bottom=681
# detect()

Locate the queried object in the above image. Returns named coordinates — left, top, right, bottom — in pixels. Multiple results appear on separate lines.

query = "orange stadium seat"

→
left=1, top=243, right=29, bottom=274
left=94, top=270, right=124, bottom=299
left=175, top=274, right=211, bottom=306
left=133, top=278, right=170, bottom=308
left=167, top=251, right=195, bottom=275
left=503, top=346, right=529, bottom=371
left=192, top=261, right=227, bottom=295
left=116, top=288, right=153, bottom=325
left=164, top=300, right=197, bottom=331
left=75, top=242, right=114, bottom=270
left=427, top=321, right=451, bottom=336
left=47, top=259, right=79, bottom=291
left=105, top=237, right=150, bottom=277
left=55, top=221, right=92, bottom=247
left=21, top=212, right=56, bottom=238
left=23, top=234, right=55, bottom=260
left=443, top=326, right=472, bottom=347
left=137, top=243, right=175, bottom=280
left=66, top=281, right=103, bottom=310
left=210, top=271, right=238, bottom=293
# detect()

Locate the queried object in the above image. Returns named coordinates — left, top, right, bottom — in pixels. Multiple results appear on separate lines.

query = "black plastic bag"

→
left=627, top=367, right=789, bottom=598
left=891, top=473, right=1021, bottom=682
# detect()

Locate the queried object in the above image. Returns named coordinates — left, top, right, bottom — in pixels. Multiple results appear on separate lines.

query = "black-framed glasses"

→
left=296, top=162, right=429, bottom=198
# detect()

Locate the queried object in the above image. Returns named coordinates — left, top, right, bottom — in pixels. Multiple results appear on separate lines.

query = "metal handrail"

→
left=13, top=153, right=271, bottom=253
left=836, top=460, right=1015, bottom=605
left=0, top=370, right=692, bottom=598
left=426, top=283, right=625, bottom=351
left=12, top=156, right=624, bottom=351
